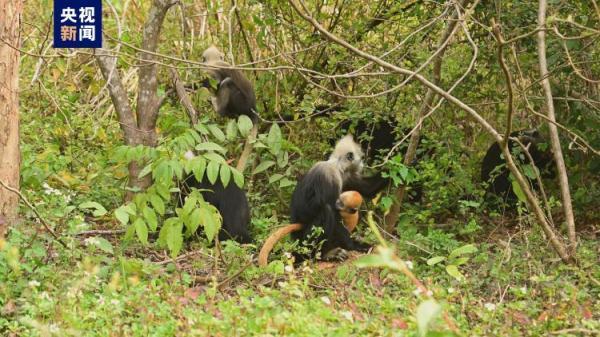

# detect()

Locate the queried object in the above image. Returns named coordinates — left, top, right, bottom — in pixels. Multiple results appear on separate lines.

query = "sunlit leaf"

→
left=426, top=256, right=446, bottom=266
left=445, top=265, right=465, bottom=282
left=448, top=244, right=478, bottom=260
left=253, top=160, right=275, bottom=175
left=220, top=165, right=231, bottom=187
left=237, top=115, right=254, bottom=137
left=133, top=218, right=148, bottom=245
left=206, top=161, right=219, bottom=185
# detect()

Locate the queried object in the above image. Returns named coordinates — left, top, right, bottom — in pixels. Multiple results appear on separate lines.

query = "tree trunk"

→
left=537, top=0, right=577, bottom=255
left=0, top=0, right=22, bottom=236
left=95, top=0, right=176, bottom=200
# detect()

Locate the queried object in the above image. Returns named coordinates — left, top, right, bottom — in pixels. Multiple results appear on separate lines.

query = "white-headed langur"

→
left=180, top=174, right=252, bottom=244
left=289, top=135, right=386, bottom=262
left=202, top=46, right=258, bottom=123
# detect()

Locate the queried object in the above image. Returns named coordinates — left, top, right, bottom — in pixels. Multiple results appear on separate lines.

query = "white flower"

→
left=447, top=287, right=455, bottom=294
left=49, top=324, right=60, bottom=333
left=484, top=303, right=496, bottom=311
left=405, top=261, right=414, bottom=269
left=320, top=296, right=331, bottom=305
left=340, top=311, right=353, bottom=321
left=28, top=280, right=40, bottom=288
left=520, top=286, right=527, bottom=294
left=39, top=291, right=51, bottom=300
left=84, top=237, right=100, bottom=246
left=284, top=265, right=294, bottom=273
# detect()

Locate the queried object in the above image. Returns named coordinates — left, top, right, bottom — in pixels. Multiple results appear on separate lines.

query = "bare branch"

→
left=170, top=68, right=198, bottom=125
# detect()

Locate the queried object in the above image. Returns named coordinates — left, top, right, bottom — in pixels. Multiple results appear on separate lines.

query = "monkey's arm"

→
left=343, top=173, right=390, bottom=199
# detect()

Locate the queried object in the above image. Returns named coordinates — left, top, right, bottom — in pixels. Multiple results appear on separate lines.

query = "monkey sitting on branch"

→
left=258, top=190, right=364, bottom=267
left=202, top=46, right=258, bottom=172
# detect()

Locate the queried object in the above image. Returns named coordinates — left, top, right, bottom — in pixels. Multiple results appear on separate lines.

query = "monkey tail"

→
left=257, top=223, right=303, bottom=267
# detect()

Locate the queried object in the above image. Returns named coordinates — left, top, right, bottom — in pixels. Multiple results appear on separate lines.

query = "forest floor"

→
left=1, top=217, right=598, bottom=337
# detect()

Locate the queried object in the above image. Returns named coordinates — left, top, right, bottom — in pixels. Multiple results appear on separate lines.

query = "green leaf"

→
left=267, top=123, right=282, bottom=154
left=220, top=165, right=231, bottom=187
left=207, top=124, right=226, bottom=142
left=277, top=151, right=289, bottom=168
left=138, top=163, right=153, bottom=179
left=511, top=180, right=527, bottom=203
left=237, top=115, right=254, bottom=137
left=170, top=160, right=184, bottom=181
left=133, top=218, right=148, bottom=245
left=199, top=204, right=221, bottom=242
left=206, top=161, right=220, bottom=185
left=269, top=174, right=284, bottom=184
left=231, top=168, right=244, bottom=188
left=445, top=264, right=465, bottom=282
left=195, top=142, right=226, bottom=154
left=87, top=237, right=114, bottom=254
left=192, top=157, right=207, bottom=182
left=195, top=123, right=209, bottom=135
left=79, top=201, right=107, bottom=217
left=149, top=194, right=165, bottom=215
left=279, top=178, right=295, bottom=188
left=203, top=152, right=226, bottom=164
left=185, top=208, right=202, bottom=236
left=167, top=221, right=184, bottom=257
left=143, top=207, right=158, bottom=232
left=449, top=244, right=478, bottom=260
left=426, top=256, right=446, bottom=266
left=226, top=120, right=238, bottom=140
left=253, top=160, right=275, bottom=175
left=416, top=299, right=442, bottom=337
left=115, top=206, right=130, bottom=226
left=453, top=257, right=470, bottom=266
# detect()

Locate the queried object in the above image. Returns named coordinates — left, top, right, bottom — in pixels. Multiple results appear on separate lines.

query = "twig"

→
left=217, top=258, right=254, bottom=290
left=0, top=180, right=66, bottom=247
left=170, top=68, right=198, bottom=125
left=74, top=229, right=126, bottom=236
left=156, top=249, right=215, bottom=265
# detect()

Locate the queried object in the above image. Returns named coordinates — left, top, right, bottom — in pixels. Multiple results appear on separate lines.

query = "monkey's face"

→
left=202, top=46, right=224, bottom=63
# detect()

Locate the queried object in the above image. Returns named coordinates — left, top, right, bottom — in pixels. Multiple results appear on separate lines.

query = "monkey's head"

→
left=330, top=135, right=364, bottom=174
left=336, top=191, right=363, bottom=233
left=202, top=46, right=224, bottom=63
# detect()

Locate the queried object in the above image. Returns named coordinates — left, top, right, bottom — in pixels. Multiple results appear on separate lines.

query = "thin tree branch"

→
left=0, top=180, right=66, bottom=247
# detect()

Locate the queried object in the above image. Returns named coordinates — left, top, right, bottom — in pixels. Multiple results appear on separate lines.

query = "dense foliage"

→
left=1, top=0, right=598, bottom=336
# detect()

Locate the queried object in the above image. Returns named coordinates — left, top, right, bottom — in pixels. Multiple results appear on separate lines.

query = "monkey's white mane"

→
left=329, top=135, right=363, bottom=174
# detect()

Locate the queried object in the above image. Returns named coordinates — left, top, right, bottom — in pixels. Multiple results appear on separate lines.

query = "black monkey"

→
left=481, top=129, right=555, bottom=202
left=202, top=46, right=258, bottom=122
left=180, top=174, right=252, bottom=244
left=290, top=135, right=373, bottom=261
left=333, top=118, right=435, bottom=201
